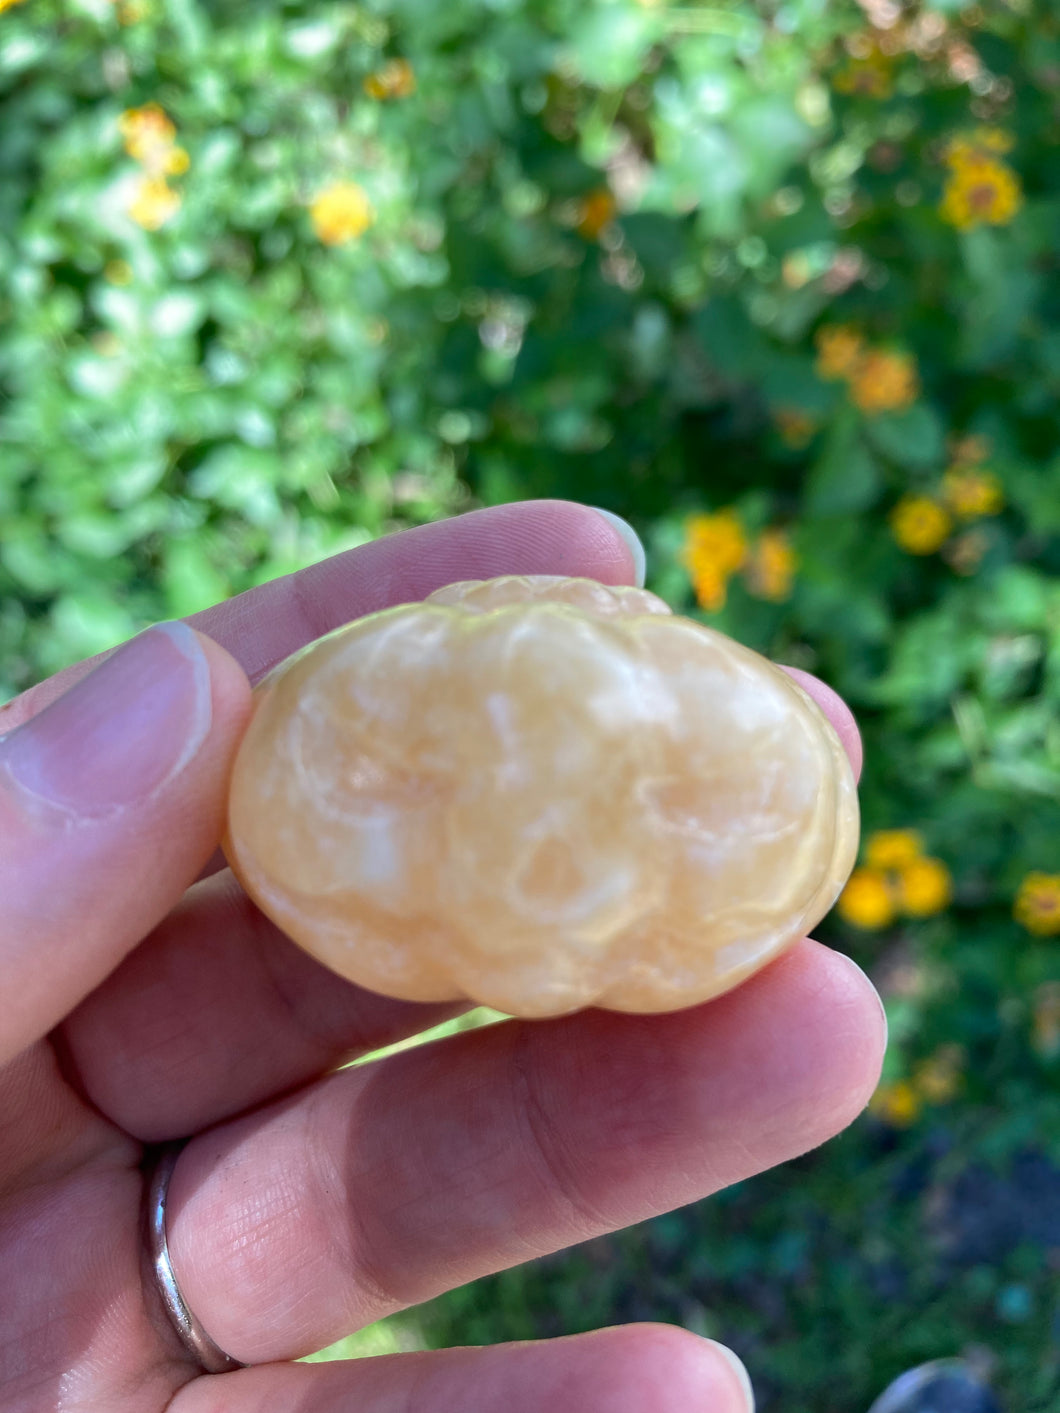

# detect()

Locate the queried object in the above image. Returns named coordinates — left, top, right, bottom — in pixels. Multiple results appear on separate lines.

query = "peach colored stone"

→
left=224, top=576, right=859, bottom=1017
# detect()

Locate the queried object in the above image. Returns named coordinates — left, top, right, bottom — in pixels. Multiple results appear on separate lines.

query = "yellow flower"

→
left=815, top=324, right=865, bottom=381
left=1032, top=982, right=1060, bottom=1059
left=1014, top=872, right=1060, bottom=936
left=116, top=0, right=149, bottom=23
left=310, top=182, right=375, bottom=246
left=941, top=468, right=1004, bottom=519
left=363, top=58, right=416, bottom=101
left=577, top=188, right=618, bottom=241
left=838, top=867, right=896, bottom=930
left=940, top=157, right=1022, bottom=232
left=745, top=528, right=797, bottom=603
left=91, top=331, right=123, bottom=357
left=914, top=1045, right=964, bottom=1104
left=870, top=1080, right=921, bottom=1128
left=162, top=145, right=191, bottom=177
left=127, top=175, right=181, bottom=230
left=895, top=856, right=952, bottom=917
left=0, top=0, right=26, bottom=12
left=833, top=48, right=894, bottom=101
left=684, top=511, right=748, bottom=577
left=944, top=129, right=1015, bottom=169
left=119, top=103, right=176, bottom=160
left=104, top=259, right=133, bottom=285
left=865, top=829, right=923, bottom=871
left=950, top=433, right=991, bottom=467
left=118, top=104, right=190, bottom=177
left=683, top=510, right=747, bottom=613
left=943, top=528, right=989, bottom=577
left=974, top=126, right=1015, bottom=155
left=890, top=496, right=952, bottom=555
left=849, top=348, right=919, bottom=415
left=688, top=566, right=730, bottom=613
left=773, top=407, right=817, bottom=449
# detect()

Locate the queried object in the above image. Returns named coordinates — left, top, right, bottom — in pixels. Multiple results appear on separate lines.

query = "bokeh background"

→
left=3, top=0, right=1060, bottom=1408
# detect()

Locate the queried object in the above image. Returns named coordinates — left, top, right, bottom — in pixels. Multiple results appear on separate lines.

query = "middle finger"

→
left=61, top=870, right=468, bottom=1141
left=163, top=938, right=884, bottom=1366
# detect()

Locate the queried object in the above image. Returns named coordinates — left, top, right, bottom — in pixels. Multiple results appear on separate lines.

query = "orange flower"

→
left=849, top=348, right=919, bottom=415
left=684, top=511, right=747, bottom=576
left=577, top=189, right=618, bottom=241
left=941, top=468, right=1004, bottom=519
left=815, top=325, right=865, bottom=381
left=833, top=42, right=894, bottom=100
left=773, top=407, right=817, bottom=449
left=1032, top=983, right=1060, bottom=1059
left=943, top=528, right=989, bottom=577
left=682, top=510, right=748, bottom=613
left=119, top=103, right=176, bottom=159
left=310, top=182, right=375, bottom=245
left=745, top=529, right=797, bottom=603
left=1014, top=873, right=1060, bottom=936
left=949, top=433, right=991, bottom=466
left=363, top=58, right=416, bottom=100
left=118, top=104, right=190, bottom=178
left=688, top=566, right=729, bottom=613
left=914, top=1045, right=964, bottom=1103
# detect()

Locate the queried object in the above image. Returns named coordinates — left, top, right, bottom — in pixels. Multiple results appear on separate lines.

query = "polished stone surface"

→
left=225, top=576, right=859, bottom=1017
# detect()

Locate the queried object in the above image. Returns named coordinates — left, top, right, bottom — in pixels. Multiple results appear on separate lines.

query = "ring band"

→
left=145, top=1143, right=246, bottom=1375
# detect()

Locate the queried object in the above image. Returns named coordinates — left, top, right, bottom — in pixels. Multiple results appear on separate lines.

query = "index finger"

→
left=0, top=501, right=640, bottom=728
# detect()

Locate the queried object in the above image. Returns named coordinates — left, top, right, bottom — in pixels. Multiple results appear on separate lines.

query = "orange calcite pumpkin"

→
left=224, top=576, right=859, bottom=1017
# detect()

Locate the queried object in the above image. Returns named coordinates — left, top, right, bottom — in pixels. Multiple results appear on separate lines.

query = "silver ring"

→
left=145, top=1144, right=245, bottom=1375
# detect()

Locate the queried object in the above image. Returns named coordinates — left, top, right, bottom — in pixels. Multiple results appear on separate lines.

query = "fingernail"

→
left=0, top=622, right=212, bottom=820
left=590, top=507, right=647, bottom=588
left=706, top=1340, right=755, bottom=1412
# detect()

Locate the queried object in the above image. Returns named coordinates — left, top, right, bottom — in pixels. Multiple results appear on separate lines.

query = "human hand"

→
left=0, top=500, right=884, bottom=1413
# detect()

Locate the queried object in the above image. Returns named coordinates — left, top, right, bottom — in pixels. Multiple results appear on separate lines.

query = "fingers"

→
left=780, top=666, right=863, bottom=782
left=0, top=502, right=640, bottom=732
left=0, top=625, right=251, bottom=1063
left=191, top=500, right=641, bottom=684
left=165, top=939, right=884, bottom=1365
left=170, top=1327, right=753, bottom=1413
left=62, top=872, right=465, bottom=1141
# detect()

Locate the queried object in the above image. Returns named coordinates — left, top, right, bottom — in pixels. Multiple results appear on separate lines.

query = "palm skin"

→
left=0, top=501, right=884, bottom=1413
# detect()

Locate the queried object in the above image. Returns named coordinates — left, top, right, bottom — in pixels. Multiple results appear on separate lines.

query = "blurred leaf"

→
left=162, top=536, right=230, bottom=617
left=803, top=411, right=881, bottom=516
left=1006, top=459, right=1060, bottom=537
left=563, top=4, right=664, bottom=89
left=864, top=403, right=946, bottom=470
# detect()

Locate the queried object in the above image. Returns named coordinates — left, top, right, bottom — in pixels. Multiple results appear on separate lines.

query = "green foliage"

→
left=4, top=0, right=1060, bottom=1408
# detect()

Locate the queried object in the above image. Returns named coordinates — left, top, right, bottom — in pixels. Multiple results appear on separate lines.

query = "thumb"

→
left=0, top=623, right=251, bottom=1065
